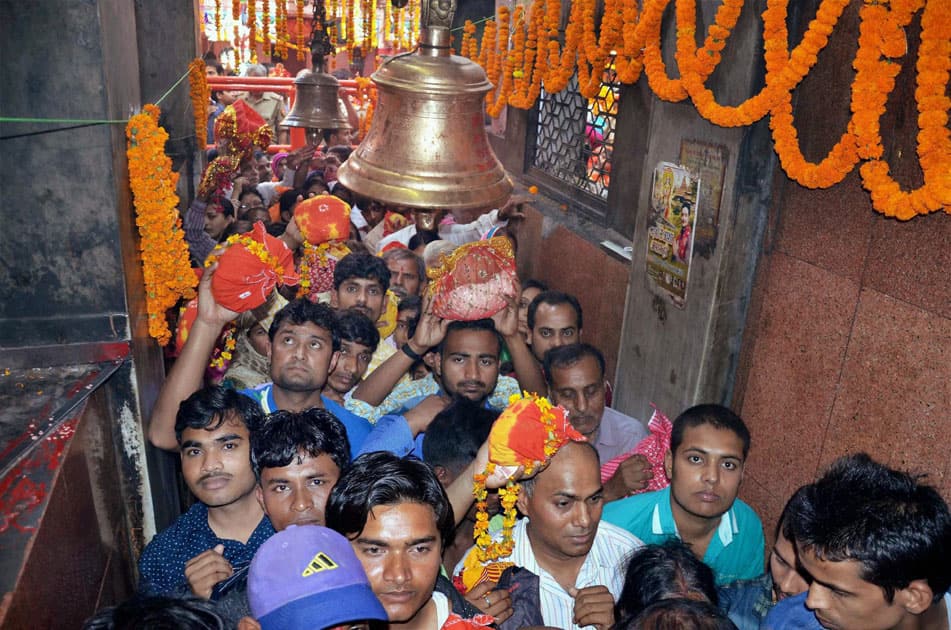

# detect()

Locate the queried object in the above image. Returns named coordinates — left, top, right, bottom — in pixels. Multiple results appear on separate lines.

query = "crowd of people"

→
left=83, top=57, right=950, bottom=630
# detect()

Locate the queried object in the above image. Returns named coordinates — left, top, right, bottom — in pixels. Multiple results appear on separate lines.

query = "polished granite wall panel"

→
left=818, top=288, right=951, bottom=497
left=738, top=252, right=859, bottom=503
left=734, top=2, right=949, bottom=539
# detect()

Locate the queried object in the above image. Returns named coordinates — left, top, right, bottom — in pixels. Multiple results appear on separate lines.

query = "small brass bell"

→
left=337, top=5, right=512, bottom=211
left=281, top=69, right=351, bottom=144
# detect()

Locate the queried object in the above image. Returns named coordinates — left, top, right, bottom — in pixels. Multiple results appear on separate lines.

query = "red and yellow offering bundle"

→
left=458, top=392, right=584, bottom=592
left=294, top=194, right=353, bottom=300
left=427, top=236, right=517, bottom=321
left=213, top=100, right=273, bottom=162
left=206, top=222, right=299, bottom=312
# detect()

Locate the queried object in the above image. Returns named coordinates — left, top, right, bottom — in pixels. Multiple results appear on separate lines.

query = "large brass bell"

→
left=337, top=18, right=512, bottom=211
left=281, top=69, right=351, bottom=145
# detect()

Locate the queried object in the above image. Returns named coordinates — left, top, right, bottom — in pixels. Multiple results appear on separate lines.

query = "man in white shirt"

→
left=457, top=440, right=642, bottom=630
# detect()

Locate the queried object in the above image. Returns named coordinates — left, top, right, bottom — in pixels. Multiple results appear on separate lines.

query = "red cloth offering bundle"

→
left=427, top=236, right=517, bottom=321
left=210, top=222, right=298, bottom=312
left=294, top=194, right=351, bottom=244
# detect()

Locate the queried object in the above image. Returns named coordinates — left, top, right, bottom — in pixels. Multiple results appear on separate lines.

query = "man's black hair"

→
left=209, top=195, right=236, bottom=218
left=437, top=319, right=502, bottom=358
left=333, top=252, right=391, bottom=292
left=337, top=309, right=380, bottom=353
left=174, top=386, right=264, bottom=445
left=522, top=278, right=549, bottom=293
left=787, top=453, right=951, bottom=604
left=670, top=404, right=751, bottom=460
left=422, top=399, right=498, bottom=479
left=238, top=188, right=264, bottom=205
left=303, top=173, right=328, bottom=194
left=408, top=230, right=441, bottom=251
left=322, top=128, right=346, bottom=144
left=250, top=408, right=350, bottom=479
left=543, top=342, right=606, bottom=387
left=278, top=188, right=302, bottom=219
left=83, top=595, right=225, bottom=630
left=526, top=290, right=583, bottom=331
left=327, top=145, right=353, bottom=161
left=268, top=298, right=340, bottom=352
left=382, top=248, right=426, bottom=288
left=619, top=598, right=735, bottom=630
left=325, top=451, right=455, bottom=550
left=616, top=540, right=718, bottom=623
left=397, top=295, right=423, bottom=339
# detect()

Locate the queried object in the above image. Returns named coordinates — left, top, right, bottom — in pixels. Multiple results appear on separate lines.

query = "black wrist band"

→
left=401, top=343, right=424, bottom=362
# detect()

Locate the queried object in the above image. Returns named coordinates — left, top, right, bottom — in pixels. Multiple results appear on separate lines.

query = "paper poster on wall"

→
left=646, top=162, right=701, bottom=309
left=679, top=140, right=727, bottom=259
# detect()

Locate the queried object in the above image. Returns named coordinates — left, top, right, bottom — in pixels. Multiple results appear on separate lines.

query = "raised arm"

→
left=492, top=285, right=546, bottom=394
left=352, top=295, right=448, bottom=405
left=147, top=263, right=239, bottom=450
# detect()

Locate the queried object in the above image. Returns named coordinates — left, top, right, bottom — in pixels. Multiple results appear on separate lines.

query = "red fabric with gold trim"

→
left=382, top=210, right=410, bottom=236
left=294, top=194, right=351, bottom=244
left=212, top=222, right=299, bottom=312
left=427, top=236, right=517, bottom=321
left=213, top=100, right=273, bottom=161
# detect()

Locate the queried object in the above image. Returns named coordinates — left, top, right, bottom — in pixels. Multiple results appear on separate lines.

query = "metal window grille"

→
left=530, top=66, right=620, bottom=202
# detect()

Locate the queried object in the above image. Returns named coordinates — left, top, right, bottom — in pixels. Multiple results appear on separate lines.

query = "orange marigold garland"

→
left=188, top=58, right=210, bottom=150
left=215, top=0, right=223, bottom=40
left=249, top=0, right=258, bottom=63
left=860, top=0, right=950, bottom=219
left=126, top=105, right=197, bottom=346
left=461, top=391, right=584, bottom=592
left=297, top=0, right=307, bottom=61
left=233, top=0, right=242, bottom=65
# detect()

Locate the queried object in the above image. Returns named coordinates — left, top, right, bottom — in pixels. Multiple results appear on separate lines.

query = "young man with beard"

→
left=602, top=404, right=765, bottom=586
left=326, top=452, right=489, bottom=629
left=355, top=319, right=511, bottom=458
left=138, top=387, right=273, bottom=599
left=526, top=291, right=583, bottom=363
left=322, top=310, right=379, bottom=406
left=456, top=440, right=642, bottom=630
left=148, top=270, right=371, bottom=458
left=764, top=454, right=951, bottom=630
left=544, top=343, right=651, bottom=501
left=330, top=252, right=397, bottom=375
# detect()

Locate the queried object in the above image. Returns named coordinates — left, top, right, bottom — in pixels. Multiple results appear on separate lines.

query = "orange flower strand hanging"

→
left=188, top=57, right=210, bottom=150
left=126, top=105, right=197, bottom=346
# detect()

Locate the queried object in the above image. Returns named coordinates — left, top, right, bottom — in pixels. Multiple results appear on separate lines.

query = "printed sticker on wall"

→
left=645, top=162, right=701, bottom=310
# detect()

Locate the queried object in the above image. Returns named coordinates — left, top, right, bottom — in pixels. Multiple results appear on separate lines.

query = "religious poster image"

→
left=646, top=162, right=701, bottom=309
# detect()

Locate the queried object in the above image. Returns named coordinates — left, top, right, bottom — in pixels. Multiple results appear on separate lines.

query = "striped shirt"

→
left=457, top=518, right=642, bottom=630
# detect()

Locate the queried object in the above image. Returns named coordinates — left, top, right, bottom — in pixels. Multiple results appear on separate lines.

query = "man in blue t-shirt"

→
left=148, top=265, right=372, bottom=458
left=765, top=453, right=951, bottom=630
left=602, top=404, right=765, bottom=586
left=138, top=387, right=274, bottom=598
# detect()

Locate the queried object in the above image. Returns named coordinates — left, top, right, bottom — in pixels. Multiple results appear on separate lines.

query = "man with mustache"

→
left=383, top=248, right=427, bottom=299
left=355, top=319, right=504, bottom=458
left=544, top=343, right=650, bottom=502
left=138, top=386, right=273, bottom=600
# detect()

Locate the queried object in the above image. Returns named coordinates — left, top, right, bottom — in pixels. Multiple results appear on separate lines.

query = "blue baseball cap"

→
left=248, top=525, right=387, bottom=629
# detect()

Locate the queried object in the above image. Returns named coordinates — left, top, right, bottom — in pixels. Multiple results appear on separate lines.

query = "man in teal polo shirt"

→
left=602, top=404, right=764, bottom=586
